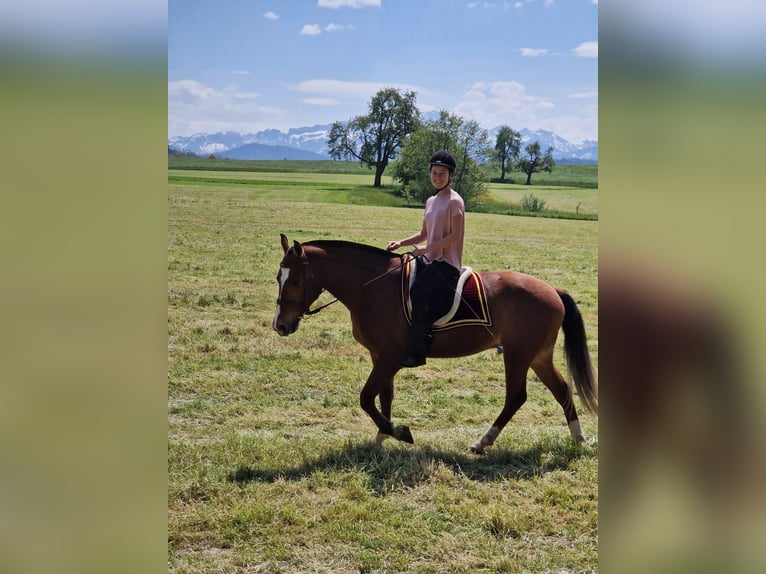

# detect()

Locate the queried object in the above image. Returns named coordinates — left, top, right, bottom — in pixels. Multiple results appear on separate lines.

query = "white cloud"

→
left=453, top=81, right=550, bottom=129
left=300, top=24, right=322, bottom=35
left=449, top=80, right=598, bottom=143
left=318, top=0, right=381, bottom=8
left=302, top=97, right=339, bottom=106
left=232, top=70, right=250, bottom=75
left=325, top=23, right=355, bottom=32
left=573, top=41, right=598, bottom=58
left=468, top=2, right=517, bottom=9
left=168, top=80, right=285, bottom=136
left=263, top=11, right=279, bottom=20
left=538, top=104, right=598, bottom=144
left=168, top=80, right=217, bottom=103
left=290, top=79, right=422, bottom=100
left=520, top=48, right=548, bottom=57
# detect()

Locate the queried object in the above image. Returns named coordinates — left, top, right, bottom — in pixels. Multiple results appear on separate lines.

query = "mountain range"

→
left=169, top=124, right=597, bottom=164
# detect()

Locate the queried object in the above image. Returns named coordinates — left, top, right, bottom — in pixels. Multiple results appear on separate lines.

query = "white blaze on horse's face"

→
left=272, top=266, right=291, bottom=334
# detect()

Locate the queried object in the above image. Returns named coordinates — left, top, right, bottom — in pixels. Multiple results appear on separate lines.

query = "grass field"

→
left=168, top=159, right=598, bottom=221
left=168, top=173, right=598, bottom=572
left=484, top=184, right=598, bottom=218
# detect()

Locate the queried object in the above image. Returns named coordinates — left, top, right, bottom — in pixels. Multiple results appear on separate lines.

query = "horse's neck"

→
left=306, top=246, right=395, bottom=302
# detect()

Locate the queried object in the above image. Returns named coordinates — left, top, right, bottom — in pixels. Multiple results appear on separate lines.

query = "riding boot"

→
left=400, top=308, right=429, bottom=368
left=424, top=330, right=434, bottom=354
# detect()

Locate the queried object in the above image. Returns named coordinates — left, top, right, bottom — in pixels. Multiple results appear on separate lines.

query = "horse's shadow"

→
left=228, top=437, right=595, bottom=494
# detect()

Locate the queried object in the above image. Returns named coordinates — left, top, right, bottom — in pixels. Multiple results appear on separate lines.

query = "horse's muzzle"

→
left=273, top=316, right=300, bottom=336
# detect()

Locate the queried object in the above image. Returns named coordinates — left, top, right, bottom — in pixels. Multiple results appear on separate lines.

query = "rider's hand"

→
left=386, top=240, right=400, bottom=251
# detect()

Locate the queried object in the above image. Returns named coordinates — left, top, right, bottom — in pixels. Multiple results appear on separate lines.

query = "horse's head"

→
left=272, top=234, right=323, bottom=336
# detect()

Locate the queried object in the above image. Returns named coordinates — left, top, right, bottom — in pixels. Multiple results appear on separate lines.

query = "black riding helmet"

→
left=429, top=150, right=457, bottom=173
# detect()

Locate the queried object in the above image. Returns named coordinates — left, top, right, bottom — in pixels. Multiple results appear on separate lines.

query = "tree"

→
left=327, top=87, right=420, bottom=187
left=493, top=126, right=521, bottom=182
left=516, top=141, right=555, bottom=185
left=391, top=110, right=490, bottom=208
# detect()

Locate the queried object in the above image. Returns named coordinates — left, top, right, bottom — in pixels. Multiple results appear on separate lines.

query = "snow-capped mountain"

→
left=169, top=124, right=597, bottom=163
left=169, top=124, right=332, bottom=158
left=518, top=128, right=598, bottom=163
left=168, top=131, right=255, bottom=156
left=484, top=127, right=598, bottom=163
left=218, top=143, right=328, bottom=161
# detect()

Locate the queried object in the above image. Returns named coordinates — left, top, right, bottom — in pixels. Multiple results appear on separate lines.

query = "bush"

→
left=521, top=193, right=546, bottom=212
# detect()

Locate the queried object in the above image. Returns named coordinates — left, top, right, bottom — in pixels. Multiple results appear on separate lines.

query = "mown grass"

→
left=167, top=157, right=598, bottom=189
left=478, top=184, right=598, bottom=220
left=168, top=162, right=598, bottom=220
left=169, top=157, right=382, bottom=175
left=489, top=164, right=598, bottom=189
left=167, top=170, right=402, bottom=208
left=168, top=179, right=598, bottom=573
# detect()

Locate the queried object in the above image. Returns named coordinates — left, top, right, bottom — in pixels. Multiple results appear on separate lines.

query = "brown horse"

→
left=272, top=234, right=597, bottom=453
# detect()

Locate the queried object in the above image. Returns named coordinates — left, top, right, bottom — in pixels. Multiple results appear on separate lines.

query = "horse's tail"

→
left=558, top=289, right=598, bottom=415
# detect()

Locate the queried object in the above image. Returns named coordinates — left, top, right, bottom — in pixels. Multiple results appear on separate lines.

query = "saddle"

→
left=401, top=255, right=492, bottom=332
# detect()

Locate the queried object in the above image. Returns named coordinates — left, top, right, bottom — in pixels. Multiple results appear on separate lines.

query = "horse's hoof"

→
left=393, top=425, right=414, bottom=444
left=469, top=444, right=486, bottom=455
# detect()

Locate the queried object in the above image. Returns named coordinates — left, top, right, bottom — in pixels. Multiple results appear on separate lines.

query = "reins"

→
left=303, top=252, right=411, bottom=317
left=303, top=297, right=339, bottom=316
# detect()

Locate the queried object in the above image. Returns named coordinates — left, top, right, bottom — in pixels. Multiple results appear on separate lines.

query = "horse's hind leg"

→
left=530, top=348, right=585, bottom=442
left=470, top=351, right=530, bottom=454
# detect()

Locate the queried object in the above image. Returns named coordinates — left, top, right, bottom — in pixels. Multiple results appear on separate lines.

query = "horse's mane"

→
left=302, top=240, right=395, bottom=259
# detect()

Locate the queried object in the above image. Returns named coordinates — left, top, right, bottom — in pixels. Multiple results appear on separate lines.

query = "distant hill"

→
left=217, top=143, right=328, bottom=161
left=169, top=123, right=597, bottom=163
left=169, top=125, right=331, bottom=159
left=168, top=146, right=199, bottom=158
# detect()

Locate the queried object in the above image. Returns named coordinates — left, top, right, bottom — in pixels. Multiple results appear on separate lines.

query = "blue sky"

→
left=169, top=0, right=599, bottom=144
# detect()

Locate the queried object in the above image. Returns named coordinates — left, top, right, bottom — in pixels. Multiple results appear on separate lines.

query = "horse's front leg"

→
left=360, top=359, right=413, bottom=444
left=373, top=378, right=394, bottom=444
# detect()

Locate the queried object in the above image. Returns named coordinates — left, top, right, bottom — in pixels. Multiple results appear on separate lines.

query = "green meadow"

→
left=168, top=163, right=598, bottom=573
left=168, top=158, right=598, bottom=219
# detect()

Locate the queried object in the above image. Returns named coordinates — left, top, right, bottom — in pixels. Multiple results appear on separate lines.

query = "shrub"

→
left=521, top=193, right=546, bottom=212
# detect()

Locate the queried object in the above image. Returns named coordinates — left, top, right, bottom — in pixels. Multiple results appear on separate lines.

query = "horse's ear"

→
left=293, top=240, right=304, bottom=257
left=280, top=233, right=289, bottom=254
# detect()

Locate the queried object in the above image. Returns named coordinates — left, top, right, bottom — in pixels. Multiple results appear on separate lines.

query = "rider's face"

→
left=430, top=166, right=451, bottom=188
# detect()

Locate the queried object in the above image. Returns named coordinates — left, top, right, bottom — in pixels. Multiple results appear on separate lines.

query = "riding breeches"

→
left=406, top=260, right=460, bottom=357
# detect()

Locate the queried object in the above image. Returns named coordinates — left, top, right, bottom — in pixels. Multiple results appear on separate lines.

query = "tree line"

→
left=327, top=87, right=555, bottom=208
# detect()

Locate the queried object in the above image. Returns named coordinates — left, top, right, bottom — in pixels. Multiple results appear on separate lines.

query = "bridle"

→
left=275, top=257, right=323, bottom=317
left=276, top=251, right=411, bottom=318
